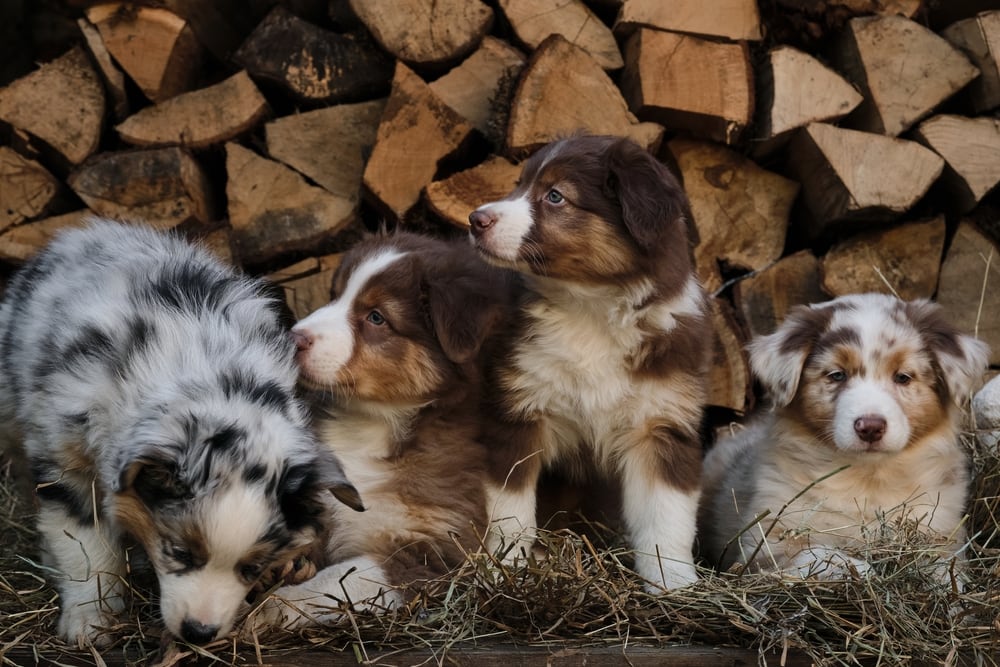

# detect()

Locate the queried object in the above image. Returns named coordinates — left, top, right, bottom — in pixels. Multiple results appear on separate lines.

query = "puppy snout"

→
left=469, top=208, right=498, bottom=234
left=179, top=618, right=219, bottom=644
left=290, top=328, right=313, bottom=351
left=854, top=415, right=887, bottom=443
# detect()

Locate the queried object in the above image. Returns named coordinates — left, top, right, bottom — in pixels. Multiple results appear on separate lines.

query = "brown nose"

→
left=290, top=329, right=313, bottom=351
left=469, top=208, right=498, bottom=233
left=854, top=415, right=886, bottom=443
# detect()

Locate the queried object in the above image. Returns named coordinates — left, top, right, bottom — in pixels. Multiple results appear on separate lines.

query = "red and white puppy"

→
left=699, top=293, right=989, bottom=578
left=251, top=233, right=515, bottom=629
left=469, top=135, right=711, bottom=591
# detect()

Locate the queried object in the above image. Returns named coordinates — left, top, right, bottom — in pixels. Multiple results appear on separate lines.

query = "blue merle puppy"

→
left=0, top=220, right=362, bottom=647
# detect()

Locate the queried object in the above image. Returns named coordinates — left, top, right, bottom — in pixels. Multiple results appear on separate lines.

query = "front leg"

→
left=37, top=501, right=127, bottom=646
left=249, top=556, right=403, bottom=631
left=619, top=423, right=701, bottom=592
left=484, top=418, right=546, bottom=562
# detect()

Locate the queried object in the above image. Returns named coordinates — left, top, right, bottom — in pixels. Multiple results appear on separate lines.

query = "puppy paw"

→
left=57, top=606, right=115, bottom=648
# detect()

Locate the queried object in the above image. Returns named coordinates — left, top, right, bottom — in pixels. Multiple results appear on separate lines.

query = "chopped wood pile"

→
left=1, top=0, right=998, bottom=420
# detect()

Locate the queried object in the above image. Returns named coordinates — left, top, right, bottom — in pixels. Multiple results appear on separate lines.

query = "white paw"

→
left=57, top=604, right=115, bottom=648
left=639, top=559, right=699, bottom=593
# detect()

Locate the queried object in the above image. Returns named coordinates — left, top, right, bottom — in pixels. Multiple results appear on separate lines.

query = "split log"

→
left=424, top=155, right=521, bottom=229
left=785, top=123, right=944, bottom=240
left=226, top=143, right=359, bottom=266
left=498, top=0, right=622, bottom=70
left=0, top=148, right=63, bottom=233
left=755, top=45, right=863, bottom=147
left=198, top=226, right=234, bottom=265
left=708, top=297, right=751, bottom=414
left=734, top=250, right=827, bottom=339
left=268, top=254, right=344, bottom=320
left=776, top=0, right=921, bottom=17
left=936, top=222, right=1000, bottom=366
left=158, top=0, right=250, bottom=62
left=86, top=4, right=203, bottom=103
left=621, top=29, right=753, bottom=145
left=667, top=138, right=798, bottom=294
left=116, top=71, right=270, bottom=149
left=507, top=35, right=663, bottom=156
left=0, top=210, right=91, bottom=263
left=77, top=17, right=129, bottom=120
left=234, top=7, right=393, bottom=105
left=0, top=46, right=104, bottom=166
left=615, top=0, right=762, bottom=41
left=68, top=147, right=213, bottom=229
left=362, top=63, right=477, bottom=224
left=913, top=115, right=1000, bottom=213
left=836, top=15, right=979, bottom=137
left=348, top=0, right=493, bottom=66
left=428, top=36, right=525, bottom=139
left=265, top=99, right=385, bottom=201
left=943, top=11, right=1000, bottom=113
left=820, top=216, right=946, bottom=300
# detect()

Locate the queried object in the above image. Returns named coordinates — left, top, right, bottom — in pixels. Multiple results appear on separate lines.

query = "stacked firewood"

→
left=1, top=0, right=998, bottom=416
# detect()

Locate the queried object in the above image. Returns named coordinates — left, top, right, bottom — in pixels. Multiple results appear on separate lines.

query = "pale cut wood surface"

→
left=0, top=147, right=62, bottom=233
left=0, top=210, right=91, bottom=263
left=499, top=0, right=622, bottom=70
left=269, top=254, right=344, bottom=321
left=620, top=29, right=752, bottom=144
left=266, top=99, right=385, bottom=201
left=615, top=0, right=762, bottom=40
left=116, top=71, right=269, bottom=149
left=734, top=250, right=827, bottom=338
left=837, top=15, right=979, bottom=136
left=942, top=11, right=1000, bottom=113
left=507, top=35, right=663, bottom=155
left=363, top=62, right=477, bottom=223
left=709, top=297, right=751, bottom=414
left=349, top=0, right=493, bottom=65
left=0, top=46, right=104, bottom=166
left=913, top=114, right=1000, bottom=212
left=87, top=3, right=202, bottom=102
left=668, top=138, right=797, bottom=294
left=821, top=216, right=946, bottom=300
left=425, top=155, right=521, bottom=229
left=78, top=17, right=129, bottom=120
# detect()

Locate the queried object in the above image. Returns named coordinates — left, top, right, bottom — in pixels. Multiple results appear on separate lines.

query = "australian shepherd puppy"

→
left=0, top=220, right=361, bottom=646
left=699, top=293, right=989, bottom=579
left=249, top=232, right=514, bottom=629
left=468, top=135, right=712, bottom=591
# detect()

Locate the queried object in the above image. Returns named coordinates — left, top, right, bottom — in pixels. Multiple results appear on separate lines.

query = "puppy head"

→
left=112, top=400, right=361, bottom=643
left=750, top=293, right=989, bottom=454
left=292, top=233, right=511, bottom=405
left=468, top=135, right=695, bottom=284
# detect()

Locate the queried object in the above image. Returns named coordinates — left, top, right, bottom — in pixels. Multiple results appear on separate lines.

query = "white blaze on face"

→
left=474, top=196, right=534, bottom=262
left=292, top=249, right=406, bottom=385
left=833, top=379, right=911, bottom=453
left=158, top=483, right=273, bottom=639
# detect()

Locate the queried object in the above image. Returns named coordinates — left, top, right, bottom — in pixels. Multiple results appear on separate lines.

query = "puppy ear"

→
left=749, top=304, right=833, bottom=408
left=904, top=300, right=991, bottom=403
left=604, top=138, right=697, bottom=251
left=318, top=447, right=365, bottom=512
left=117, top=452, right=189, bottom=506
left=426, top=267, right=509, bottom=365
left=280, top=449, right=364, bottom=528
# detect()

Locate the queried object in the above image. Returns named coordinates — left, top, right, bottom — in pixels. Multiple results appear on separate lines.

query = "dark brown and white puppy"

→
left=469, top=135, right=711, bottom=591
left=251, top=232, right=515, bottom=628
left=699, top=293, right=989, bottom=579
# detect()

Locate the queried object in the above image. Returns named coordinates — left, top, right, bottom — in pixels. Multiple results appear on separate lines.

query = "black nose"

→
left=854, top=415, right=886, bottom=443
left=469, top=208, right=498, bottom=234
left=180, top=619, right=219, bottom=644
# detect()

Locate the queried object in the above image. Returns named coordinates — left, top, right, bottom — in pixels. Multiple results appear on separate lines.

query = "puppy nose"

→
left=469, top=208, right=498, bottom=233
left=290, top=329, right=313, bottom=351
left=180, top=618, right=219, bottom=644
left=854, top=415, right=886, bottom=443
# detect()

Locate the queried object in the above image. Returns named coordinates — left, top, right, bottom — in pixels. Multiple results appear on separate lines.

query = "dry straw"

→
left=2, top=427, right=999, bottom=666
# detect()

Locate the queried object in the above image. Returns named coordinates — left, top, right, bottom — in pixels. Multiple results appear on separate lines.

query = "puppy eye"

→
left=366, top=310, right=386, bottom=326
left=544, top=189, right=565, bottom=205
left=167, top=544, right=194, bottom=568
left=239, top=562, right=265, bottom=582
left=826, top=370, right=847, bottom=382
left=894, top=372, right=912, bottom=385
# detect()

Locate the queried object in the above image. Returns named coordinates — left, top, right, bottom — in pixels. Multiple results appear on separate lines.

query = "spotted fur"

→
left=699, top=293, right=989, bottom=580
left=469, top=135, right=711, bottom=591
left=0, top=220, right=360, bottom=646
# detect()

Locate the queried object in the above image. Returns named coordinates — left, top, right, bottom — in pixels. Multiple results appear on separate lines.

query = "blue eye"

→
left=366, top=310, right=385, bottom=326
left=544, top=189, right=564, bottom=204
left=827, top=370, right=847, bottom=382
